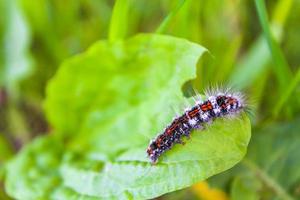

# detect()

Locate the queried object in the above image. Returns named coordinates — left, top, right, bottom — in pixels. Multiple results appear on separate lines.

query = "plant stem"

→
left=156, top=0, right=187, bottom=34
left=242, top=159, right=294, bottom=200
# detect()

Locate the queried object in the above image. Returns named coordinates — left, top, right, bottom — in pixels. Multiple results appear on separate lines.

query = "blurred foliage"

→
left=192, top=182, right=229, bottom=200
left=0, top=0, right=300, bottom=199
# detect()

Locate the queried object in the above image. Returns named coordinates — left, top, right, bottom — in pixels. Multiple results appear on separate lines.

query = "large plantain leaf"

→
left=5, top=33, right=251, bottom=199
left=58, top=114, right=250, bottom=199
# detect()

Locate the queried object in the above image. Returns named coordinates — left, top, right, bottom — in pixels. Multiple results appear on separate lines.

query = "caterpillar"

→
left=146, top=89, right=245, bottom=164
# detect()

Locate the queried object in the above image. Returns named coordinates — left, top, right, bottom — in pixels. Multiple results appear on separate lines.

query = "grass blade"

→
left=254, top=0, right=292, bottom=91
left=272, top=67, right=300, bottom=118
left=156, top=0, right=187, bottom=34
left=108, top=0, right=129, bottom=41
left=229, top=0, right=293, bottom=90
left=243, top=159, right=294, bottom=200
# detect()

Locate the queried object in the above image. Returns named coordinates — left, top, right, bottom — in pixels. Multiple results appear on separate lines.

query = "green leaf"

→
left=229, top=0, right=293, bottom=90
left=108, top=0, right=129, bottom=42
left=272, top=66, right=300, bottom=118
left=4, top=136, right=63, bottom=200
left=44, top=33, right=205, bottom=139
left=6, top=33, right=251, bottom=199
left=254, top=0, right=292, bottom=92
left=156, top=0, right=187, bottom=34
left=5, top=114, right=250, bottom=199
left=60, top=114, right=250, bottom=199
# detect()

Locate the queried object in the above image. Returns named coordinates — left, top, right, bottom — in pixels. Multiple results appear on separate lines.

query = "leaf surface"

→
left=6, top=33, right=251, bottom=199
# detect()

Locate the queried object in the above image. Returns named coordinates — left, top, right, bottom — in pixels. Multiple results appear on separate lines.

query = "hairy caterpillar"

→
left=146, top=89, right=246, bottom=164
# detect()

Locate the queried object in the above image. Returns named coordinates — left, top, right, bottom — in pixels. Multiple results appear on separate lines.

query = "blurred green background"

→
left=0, top=0, right=300, bottom=199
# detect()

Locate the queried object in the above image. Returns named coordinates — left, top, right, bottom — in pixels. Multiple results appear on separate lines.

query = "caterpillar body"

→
left=146, top=90, right=245, bottom=164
